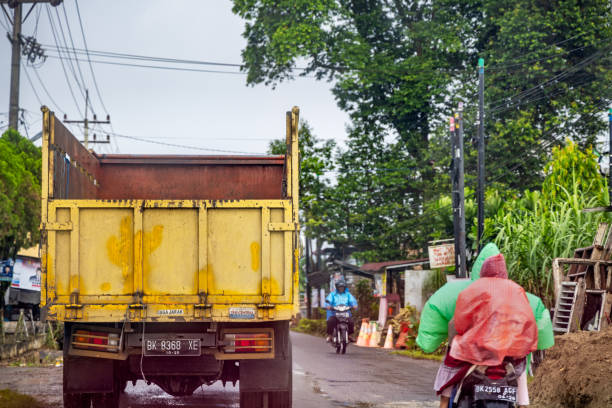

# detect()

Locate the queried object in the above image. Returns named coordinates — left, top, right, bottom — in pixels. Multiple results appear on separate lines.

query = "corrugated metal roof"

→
left=360, top=258, right=429, bottom=272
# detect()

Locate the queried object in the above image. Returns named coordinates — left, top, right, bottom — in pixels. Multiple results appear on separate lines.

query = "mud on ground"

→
left=0, top=349, right=63, bottom=408
left=530, top=327, right=612, bottom=408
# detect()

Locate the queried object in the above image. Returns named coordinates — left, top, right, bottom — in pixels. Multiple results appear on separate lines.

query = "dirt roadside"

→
left=530, top=327, right=612, bottom=408
left=0, top=366, right=62, bottom=408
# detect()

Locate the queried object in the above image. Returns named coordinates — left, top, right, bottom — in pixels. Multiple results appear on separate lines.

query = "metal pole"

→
left=451, top=116, right=460, bottom=278
left=8, top=3, right=22, bottom=131
left=457, top=104, right=467, bottom=278
left=305, top=238, right=312, bottom=319
left=609, top=108, right=612, bottom=206
left=84, top=90, right=89, bottom=149
left=477, top=58, right=485, bottom=251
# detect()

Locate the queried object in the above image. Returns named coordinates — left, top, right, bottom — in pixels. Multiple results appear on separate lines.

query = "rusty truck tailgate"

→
left=40, top=107, right=300, bottom=322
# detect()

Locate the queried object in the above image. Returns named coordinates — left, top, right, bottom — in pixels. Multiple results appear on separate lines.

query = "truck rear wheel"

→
left=63, top=393, right=90, bottom=408
left=240, top=388, right=291, bottom=408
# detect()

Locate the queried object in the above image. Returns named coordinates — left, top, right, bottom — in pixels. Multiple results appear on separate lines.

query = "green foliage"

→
left=484, top=142, right=610, bottom=306
left=292, top=318, right=327, bottom=337
left=354, top=279, right=379, bottom=321
left=422, top=269, right=449, bottom=299
left=0, top=389, right=44, bottom=408
left=392, top=349, right=444, bottom=361
left=0, top=129, right=41, bottom=260
left=542, top=140, right=605, bottom=202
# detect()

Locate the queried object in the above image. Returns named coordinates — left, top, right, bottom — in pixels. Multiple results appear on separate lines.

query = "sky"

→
left=0, top=0, right=350, bottom=155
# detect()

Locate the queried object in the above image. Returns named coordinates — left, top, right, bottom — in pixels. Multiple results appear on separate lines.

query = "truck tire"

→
left=63, top=325, right=91, bottom=408
left=63, top=393, right=90, bottom=408
left=91, top=392, right=119, bottom=408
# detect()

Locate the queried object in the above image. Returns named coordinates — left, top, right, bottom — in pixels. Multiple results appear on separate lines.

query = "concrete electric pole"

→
left=64, top=90, right=111, bottom=149
left=2, top=0, right=62, bottom=131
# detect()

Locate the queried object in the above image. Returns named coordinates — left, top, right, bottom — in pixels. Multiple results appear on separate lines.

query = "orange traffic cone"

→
left=383, top=325, right=394, bottom=349
left=368, top=322, right=380, bottom=347
left=356, top=319, right=369, bottom=347
left=395, top=323, right=410, bottom=349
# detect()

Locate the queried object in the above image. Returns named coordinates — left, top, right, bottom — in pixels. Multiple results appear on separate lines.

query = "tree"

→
left=234, top=0, right=612, bottom=260
left=471, top=0, right=612, bottom=190
left=0, top=129, right=41, bottom=260
left=268, top=120, right=335, bottom=267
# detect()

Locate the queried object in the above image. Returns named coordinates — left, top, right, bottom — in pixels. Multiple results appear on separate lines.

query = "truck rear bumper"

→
left=62, top=321, right=291, bottom=397
left=44, top=303, right=295, bottom=322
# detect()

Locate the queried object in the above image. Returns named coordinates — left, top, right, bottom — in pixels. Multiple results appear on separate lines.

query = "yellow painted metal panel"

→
left=198, top=205, right=208, bottom=295
left=133, top=206, right=143, bottom=297
left=43, top=108, right=301, bottom=322
left=270, top=209, right=285, bottom=296
left=78, top=209, right=134, bottom=295
left=55, top=208, right=71, bottom=296
left=207, top=209, right=261, bottom=296
left=69, top=207, right=80, bottom=298
left=143, top=209, right=198, bottom=296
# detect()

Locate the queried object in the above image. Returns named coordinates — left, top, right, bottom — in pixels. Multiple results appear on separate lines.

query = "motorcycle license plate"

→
left=336, top=312, right=349, bottom=318
left=144, top=338, right=200, bottom=356
left=474, top=384, right=517, bottom=403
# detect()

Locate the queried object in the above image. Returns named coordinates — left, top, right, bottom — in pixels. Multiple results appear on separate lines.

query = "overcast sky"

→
left=0, top=0, right=350, bottom=155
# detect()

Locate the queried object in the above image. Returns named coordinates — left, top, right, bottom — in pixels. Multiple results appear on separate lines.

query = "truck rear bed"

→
left=41, top=107, right=299, bottom=323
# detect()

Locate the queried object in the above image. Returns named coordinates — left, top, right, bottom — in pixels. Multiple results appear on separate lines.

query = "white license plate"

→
left=143, top=339, right=200, bottom=356
left=229, top=307, right=256, bottom=319
left=474, top=384, right=517, bottom=403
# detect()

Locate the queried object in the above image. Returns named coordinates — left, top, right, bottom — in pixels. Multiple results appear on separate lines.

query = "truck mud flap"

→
left=239, top=322, right=291, bottom=392
left=64, top=356, right=114, bottom=393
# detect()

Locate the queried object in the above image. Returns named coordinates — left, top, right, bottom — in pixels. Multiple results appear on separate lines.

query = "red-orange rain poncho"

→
left=449, top=254, right=538, bottom=366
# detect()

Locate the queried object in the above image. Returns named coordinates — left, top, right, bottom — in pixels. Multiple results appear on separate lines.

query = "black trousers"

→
left=327, top=316, right=354, bottom=335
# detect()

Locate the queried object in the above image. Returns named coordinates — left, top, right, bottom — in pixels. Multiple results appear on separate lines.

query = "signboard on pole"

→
left=428, top=243, right=455, bottom=269
left=11, top=257, right=41, bottom=292
left=1, top=260, right=13, bottom=282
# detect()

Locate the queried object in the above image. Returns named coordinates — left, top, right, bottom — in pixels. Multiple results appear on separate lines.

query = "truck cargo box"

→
left=40, top=107, right=300, bottom=323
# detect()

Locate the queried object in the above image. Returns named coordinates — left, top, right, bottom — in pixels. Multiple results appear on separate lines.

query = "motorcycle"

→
left=452, top=362, right=521, bottom=408
left=330, top=305, right=351, bottom=354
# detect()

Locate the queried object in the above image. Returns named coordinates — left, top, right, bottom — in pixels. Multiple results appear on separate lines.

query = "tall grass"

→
left=492, top=178, right=611, bottom=307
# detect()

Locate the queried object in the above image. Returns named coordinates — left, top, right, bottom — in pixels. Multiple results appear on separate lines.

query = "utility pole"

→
left=609, top=108, right=612, bottom=206
left=305, top=238, right=312, bottom=319
left=64, top=90, right=111, bottom=149
left=2, top=0, right=62, bottom=131
left=451, top=105, right=467, bottom=278
left=7, top=2, right=22, bottom=131
left=477, top=58, right=485, bottom=251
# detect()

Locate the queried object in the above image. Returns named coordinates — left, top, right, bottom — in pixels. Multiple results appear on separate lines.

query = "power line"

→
left=23, top=66, right=43, bottom=107
left=51, top=5, right=87, bottom=103
left=486, top=30, right=601, bottom=70
left=488, top=48, right=609, bottom=110
left=59, top=1, right=92, bottom=115
left=91, top=130, right=268, bottom=155
left=72, top=0, right=117, bottom=153
left=43, top=43, right=298, bottom=70
left=31, top=66, right=65, bottom=115
left=487, top=44, right=597, bottom=71
left=73, top=0, right=108, bottom=115
left=45, top=4, right=83, bottom=118
left=32, top=4, right=41, bottom=37
left=44, top=55, right=249, bottom=75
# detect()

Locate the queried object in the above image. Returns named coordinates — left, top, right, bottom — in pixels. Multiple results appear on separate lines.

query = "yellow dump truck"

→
left=40, top=106, right=300, bottom=408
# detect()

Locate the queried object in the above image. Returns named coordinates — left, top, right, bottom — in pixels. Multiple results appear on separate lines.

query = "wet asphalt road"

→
left=0, top=332, right=440, bottom=407
left=121, top=332, right=440, bottom=408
